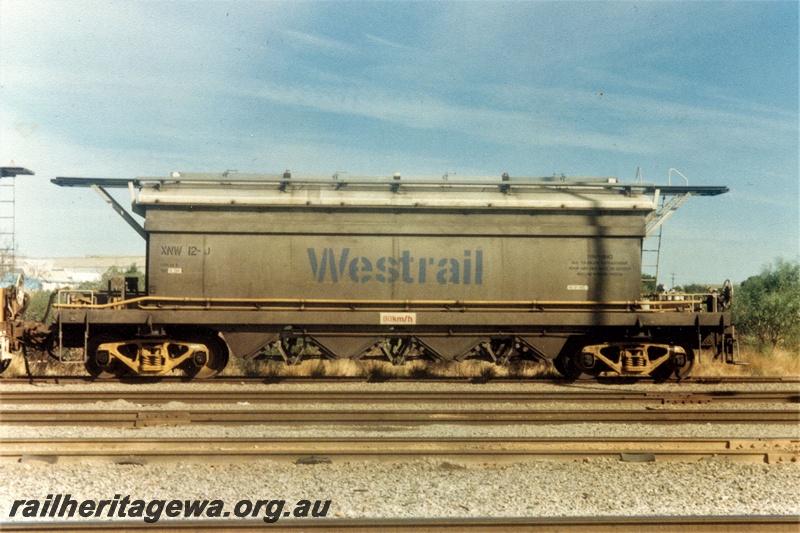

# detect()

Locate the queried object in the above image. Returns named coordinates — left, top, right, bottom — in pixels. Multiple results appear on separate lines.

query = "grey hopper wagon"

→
left=4, top=171, right=737, bottom=379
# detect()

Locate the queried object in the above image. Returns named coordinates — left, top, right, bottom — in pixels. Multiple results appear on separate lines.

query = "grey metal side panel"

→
left=146, top=207, right=645, bottom=302
left=147, top=233, right=642, bottom=302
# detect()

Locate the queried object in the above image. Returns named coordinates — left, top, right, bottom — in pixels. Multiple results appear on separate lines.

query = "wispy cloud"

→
left=364, top=33, right=417, bottom=52
left=243, top=77, right=796, bottom=162
left=280, top=29, right=356, bottom=55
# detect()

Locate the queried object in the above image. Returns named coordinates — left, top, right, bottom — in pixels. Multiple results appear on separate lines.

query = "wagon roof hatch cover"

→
left=51, top=172, right=728, bottom=239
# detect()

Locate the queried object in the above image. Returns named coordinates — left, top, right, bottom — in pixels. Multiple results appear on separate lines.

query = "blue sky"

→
left=1, top=0, right=797, bottom=286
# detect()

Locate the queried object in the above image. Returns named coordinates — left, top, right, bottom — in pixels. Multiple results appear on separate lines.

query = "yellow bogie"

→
left=86, top=336, right=228, bottom=379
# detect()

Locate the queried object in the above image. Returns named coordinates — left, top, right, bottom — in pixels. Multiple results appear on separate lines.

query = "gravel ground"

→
left=1, top=381, right=798, bottom=523
left=1, top=458, right=798, bottom=522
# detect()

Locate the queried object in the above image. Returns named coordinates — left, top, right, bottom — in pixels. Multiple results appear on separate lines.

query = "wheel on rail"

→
left=675, top=346, right=695, bottom=380
left=554, top=337, right=601, bottom=380
left=85, top=335, right=128, bottom=379
left=552, top=353, right=596, bottom=380
left=553, top=352, right=588, bottom=380
left=649, top=345, right=695, bottom=381
left=183, top=335, right=229, bottom=379
left=552, top=355, right=567, bottom=376
left=649, top=361, right=676, bottom=383
left=562, top=354, right=598, bottom=380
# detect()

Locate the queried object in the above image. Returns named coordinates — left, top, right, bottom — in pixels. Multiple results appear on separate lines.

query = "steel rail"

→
left=2, top=515, right=798, bottom=532
left=2, top=376, right=798, bottom=385
left=1, top=389, right=797, bottom=405
left=2, top=407, right=798, bottom=427
left=3, top=437, right=797, bottom=463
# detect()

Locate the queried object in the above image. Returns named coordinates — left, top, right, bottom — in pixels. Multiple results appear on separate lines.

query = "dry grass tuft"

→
left=474, top=363, right=497, bottom=383
left=361, top=361, right=398, bottom=382
left=219, top=355, right=558, bottom=380
left=2, top=350, right=87, bottom=378
left=692, top=346, right=800, bottom=378
left=5, top=344, right=796, bottom=380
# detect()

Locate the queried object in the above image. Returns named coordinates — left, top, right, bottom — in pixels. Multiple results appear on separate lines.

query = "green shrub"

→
left=732, top=259, right=800, bottom=349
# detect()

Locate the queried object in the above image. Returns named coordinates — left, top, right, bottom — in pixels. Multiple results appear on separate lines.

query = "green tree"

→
left=23, top=289, right=57, bottom=323
left=681, top=283, right=711, bottom=294
left=732, top=259, right=800, bottom=349
left=641, top=274, right=656, bottom=295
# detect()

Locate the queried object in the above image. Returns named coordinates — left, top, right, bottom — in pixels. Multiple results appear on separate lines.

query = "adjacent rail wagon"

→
left=1, top=171, right=737, bottom=379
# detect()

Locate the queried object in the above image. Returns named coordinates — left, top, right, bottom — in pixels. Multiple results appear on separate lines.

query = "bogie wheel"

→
left=185, top=335, right=229, bottom=379
left=85, top=336, right=127, bottom=379
left=675, top=346, right=695, bottom=380
left=564, top=354, right=597, bottom=380
left=553, top=353, right=595, bottom=380
left=650, top=346, right=695, bottom=381
left=554, top=337, right=598, bottom=380
left=552, top=355, right=568, bottom=377
left=649, top=361, right=676, bottom=383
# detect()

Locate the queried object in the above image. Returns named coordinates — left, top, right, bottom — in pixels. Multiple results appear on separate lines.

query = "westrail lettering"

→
left=307, top=248, right=483, bottom=285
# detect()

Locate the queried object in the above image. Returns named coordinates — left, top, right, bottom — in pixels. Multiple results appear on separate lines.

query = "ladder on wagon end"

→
left=640, top=168, right=693, bottom=294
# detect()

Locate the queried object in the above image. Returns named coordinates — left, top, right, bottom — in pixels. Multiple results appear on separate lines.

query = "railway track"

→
left=3, top=384, right=797, bottom=526
left=2, top=388, right=798, bottom=405
left=2, top=516, right=799, bottom=532
left=2, top=407, right=798, bottom=427
left=3, top=376, right=799, bottom=385
left=3, top=385, right=797, bottom=426
left=3, top=436, right=798, bottom=464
